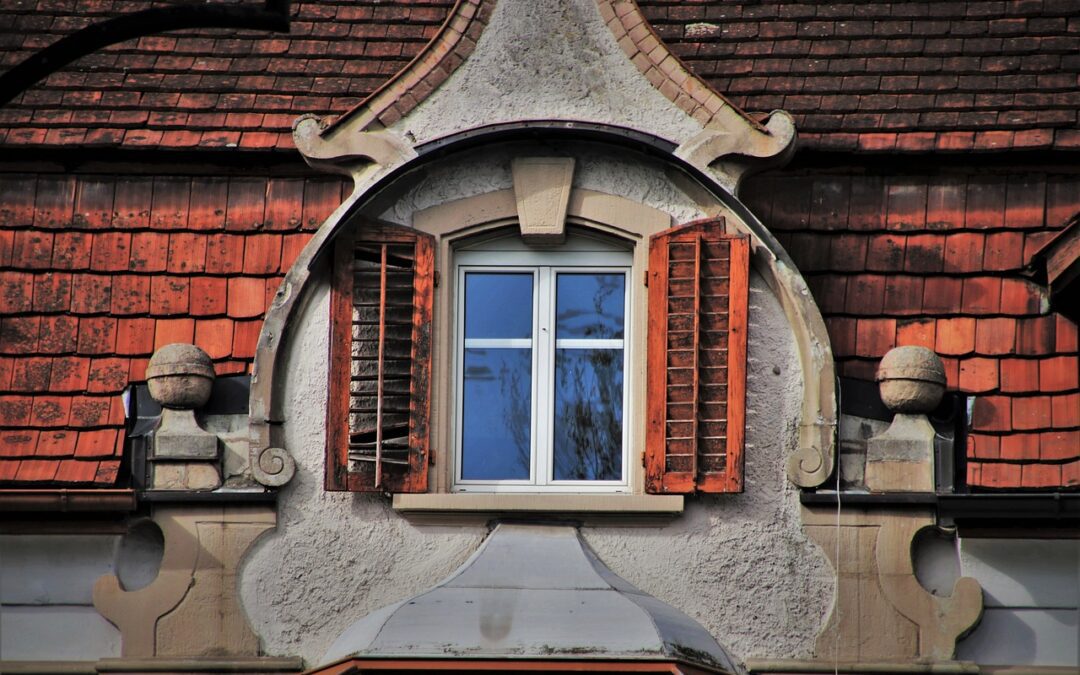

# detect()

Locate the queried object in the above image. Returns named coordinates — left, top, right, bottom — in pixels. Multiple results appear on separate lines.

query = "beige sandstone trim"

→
left=512, top=157, right=576, bottom=243
left=802, top=507, right=983, bottom=663
left=93, top=506, right=276, bottom=659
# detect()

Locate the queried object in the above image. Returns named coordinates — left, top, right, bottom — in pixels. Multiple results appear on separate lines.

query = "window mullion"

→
left=534, top=267, right=553, bottom=486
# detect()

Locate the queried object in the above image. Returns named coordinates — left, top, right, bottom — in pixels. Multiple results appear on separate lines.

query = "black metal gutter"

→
left=801, top=491, right=1080, bottom=522
left=0, top=489, right=137, bottom=512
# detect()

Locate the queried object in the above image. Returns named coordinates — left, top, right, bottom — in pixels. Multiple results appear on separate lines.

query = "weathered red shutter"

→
left=327, top=223, right=434, bottom=493
left=645, top=219, right=748, bottom=494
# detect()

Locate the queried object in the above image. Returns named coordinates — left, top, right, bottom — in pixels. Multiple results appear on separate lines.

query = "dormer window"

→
left=325, top=209, right=749, bottom=500
left=453, top=232, right=632, bottom=491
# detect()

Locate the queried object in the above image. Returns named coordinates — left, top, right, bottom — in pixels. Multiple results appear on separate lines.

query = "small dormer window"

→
left=453, top=232, right=632, bottom=491
left=325, top=216, right=750, bottom=499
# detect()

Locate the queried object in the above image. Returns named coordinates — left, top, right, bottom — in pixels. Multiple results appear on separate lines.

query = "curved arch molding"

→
left=248, top=123, right=836, bottom=490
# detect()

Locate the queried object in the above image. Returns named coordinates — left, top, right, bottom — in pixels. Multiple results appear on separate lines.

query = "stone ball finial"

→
left=876, top=345, right=947, bottom=414
left=146, top=343, right=216, bottom=409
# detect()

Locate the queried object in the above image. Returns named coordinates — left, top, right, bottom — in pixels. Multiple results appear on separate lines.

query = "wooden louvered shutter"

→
left=327, top=223, right=434, bottom=493
left=645, top=219, right=748, bottom=494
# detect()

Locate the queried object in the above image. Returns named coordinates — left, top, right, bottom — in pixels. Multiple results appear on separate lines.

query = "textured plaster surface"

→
left=584, top=269, right=832, bottom=659
left=399, top=0, right=703, bottom=146
left=241, top=151, right=831, bottom=665
left=375, top=144, right=705, bottom=228
left=240, top=275, right=487, bottom=662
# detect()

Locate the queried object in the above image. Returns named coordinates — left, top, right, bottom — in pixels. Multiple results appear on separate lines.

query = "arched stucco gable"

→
left=246, top=122, right=836, bottom=491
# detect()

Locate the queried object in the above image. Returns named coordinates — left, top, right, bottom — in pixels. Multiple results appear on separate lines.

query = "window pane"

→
left=465, top=272, right=533, bottom=339
left=461, top=348, right=532, bottom=480
left=553, top=348, right=623, bottom=481
left=555, top=273, right=625, bottom=340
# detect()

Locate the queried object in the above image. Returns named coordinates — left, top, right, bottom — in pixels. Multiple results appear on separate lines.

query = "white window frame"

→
left=452, top=245, right=633, bottom=493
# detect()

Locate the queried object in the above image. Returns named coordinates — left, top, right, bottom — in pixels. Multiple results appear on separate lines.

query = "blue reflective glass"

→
left=461, top=348, right=532, bottom=480
left=555, top=273, right=625, bottom=340
left=464, top=272, right=533, bottom=339
left=553, top=348, right=623, bottom=481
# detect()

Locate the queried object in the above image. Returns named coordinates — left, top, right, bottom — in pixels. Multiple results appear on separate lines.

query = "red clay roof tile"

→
left=70, top=274, right=112, bottom=313
left=15, top=458, right=59, bottom=482
left=110, top=275, right=151, bottom=316
left=1021, top=462, right=1062, bottom=488
left=231, top=320, right=262, bottom=360
left=1042, top=431, right=1080, bottom=461
left=744, top=171, right=1080, bottom=490
left=114, top=317, right=155, bottom=356
left=958, top=357, right=999, bottom=394
left=1040, top=356, right=1080, bottom=392
left=48, top=356, right=90, bottom=393
left=195, top=319, right=235, bottom=361
left=227, top=277, right=267, bottom=319
left=52, top=231, right=92, bottom=270
left=242, top=234, right=283, bottom=275
left=882, top=276, right=924, bottom=315
left=149, top=277, right=190, bottom=316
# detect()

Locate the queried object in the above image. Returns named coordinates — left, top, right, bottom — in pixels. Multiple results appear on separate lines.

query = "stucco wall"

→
left=240, top=148, right=832, bottom=665
left=399, top=0, right=703, bottom=146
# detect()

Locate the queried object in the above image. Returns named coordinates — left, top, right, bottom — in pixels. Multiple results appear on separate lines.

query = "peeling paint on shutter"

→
left=645, top=219, right=748, bottom=494
left=327, top=223, right=433, bottom=493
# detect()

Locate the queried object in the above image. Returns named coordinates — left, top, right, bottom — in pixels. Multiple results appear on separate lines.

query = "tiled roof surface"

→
left=0, top=1, right=453, bottom=150
left=1, top=1, right=1077, bottom=492
left=742, top=171, right=1080, bottom=490
left=1, top=2, right=1078, bottom=152
left=0, top=172, right=348, bottom=485
left=639, top=0, right=1080, bottom=152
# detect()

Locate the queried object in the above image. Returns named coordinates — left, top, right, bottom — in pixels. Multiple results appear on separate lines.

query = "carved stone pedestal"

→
left=93, top=505, right=276, bottom=659
left=803, top=506, right=982, bottom=663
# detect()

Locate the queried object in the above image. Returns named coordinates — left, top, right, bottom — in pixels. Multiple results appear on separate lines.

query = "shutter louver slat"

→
left=646, top=219, right=748, bottom=494
left=327, top=223, right=434, bottom=493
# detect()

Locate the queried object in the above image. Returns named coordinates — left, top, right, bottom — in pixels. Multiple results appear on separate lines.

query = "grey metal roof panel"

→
left=319, top=523, right=744, bottom=673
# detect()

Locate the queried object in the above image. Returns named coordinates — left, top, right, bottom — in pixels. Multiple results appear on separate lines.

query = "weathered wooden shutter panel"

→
left=327, top=223, right=434, bottom=493
left=645, top=219, right=748, bottom=494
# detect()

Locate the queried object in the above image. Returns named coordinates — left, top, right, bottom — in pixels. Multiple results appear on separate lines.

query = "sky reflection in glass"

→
left=465, top=272, right=533, bottom=339
left=553, top=348, right=623, bottom=481
left=555, top=273, right=625, bottom=339
left=461, top=348, right=532, bottom=480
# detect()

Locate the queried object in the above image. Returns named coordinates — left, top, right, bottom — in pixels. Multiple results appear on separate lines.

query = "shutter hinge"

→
left=428, top=448, right=436, bottom=465
left=643, top=270, right=649, bottom=287
left=433, top=270, right=440, bottom=288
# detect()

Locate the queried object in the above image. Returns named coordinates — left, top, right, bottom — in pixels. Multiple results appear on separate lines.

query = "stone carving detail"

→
left=147, top=344, right=222, bottom=491
left=877, top=345, right=947, bottom=414
left=866, top=346, right=946, bottom=493
left=512, top=157, right=575, bottom=244
left=803, top=507, right=983, bottom=662
left=251, top=445, right=296, bottom=487
left=93, top=506, right=276, bottom=658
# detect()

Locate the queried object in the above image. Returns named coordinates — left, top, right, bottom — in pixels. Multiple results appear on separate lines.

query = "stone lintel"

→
left=512, top=157, right=575, bottom=244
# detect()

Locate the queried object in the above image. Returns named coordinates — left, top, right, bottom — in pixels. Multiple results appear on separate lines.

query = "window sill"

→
left=391, top=493, right=683, bottom=524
